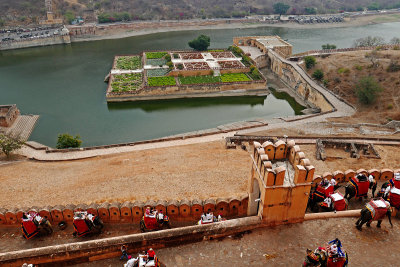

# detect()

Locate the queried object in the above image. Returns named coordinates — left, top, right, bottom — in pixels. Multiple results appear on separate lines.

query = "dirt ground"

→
left=0, top=140, right=250, bottom=209
left=303, top=49, right=400, bottom=124
left=1, top=138, right=399, bottom=210
left=71, top=216, right=400, bottom=267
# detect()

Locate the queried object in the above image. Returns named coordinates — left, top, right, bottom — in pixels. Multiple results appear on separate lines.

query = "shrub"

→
left=312, top=69, right=324, bottom=80
left=177, top=64, right=184, bottom=70
left=323, top=79, right=329, bottom=86
left=387, top=103, right=393, bottom=110
left=304, top=56, right=316, bottom=70
left=173, top=53, right=179, bottom=59
left=165, top=54, right=171, bottom=62
left=354, top=65, right=363, bottom=71
left=322, top=44, right=337, bottom=50
left=355, top=76, right=383, bottom=104
left=56, top=134, right=82, bottom=149
left=250, top=68, right=262, bottom=80
left=166, top=61, right=173, bottom=68
left=0, top=134, right=24, bottom=157
left=393, top=45, right=400, bottom=50
left=337, top=67, right=350, bottom=74
left=387, top=60, right=400, bottom=72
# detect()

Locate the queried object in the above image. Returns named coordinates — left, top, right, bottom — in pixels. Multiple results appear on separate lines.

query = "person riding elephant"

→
left=376, top=181, right=391, bottom=199
left=355, top=198, right=393, bottom=231
left=344, top=174, right=377, bottom=202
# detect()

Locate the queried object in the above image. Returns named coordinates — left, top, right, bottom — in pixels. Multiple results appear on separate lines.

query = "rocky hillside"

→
left=1, top=0, right=400, bottom=26
left=304, top=49, right=400, bottom=123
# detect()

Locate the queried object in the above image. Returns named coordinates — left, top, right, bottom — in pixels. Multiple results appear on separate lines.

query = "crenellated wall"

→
left=313, top=168, right=400, bottom=185
left=248, top=139, right=313, bottom=225
left=0, top=196, right=249, bottom=225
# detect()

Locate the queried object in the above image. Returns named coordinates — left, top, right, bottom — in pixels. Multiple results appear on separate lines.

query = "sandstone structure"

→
left=0, top=105, right=20, bottom=128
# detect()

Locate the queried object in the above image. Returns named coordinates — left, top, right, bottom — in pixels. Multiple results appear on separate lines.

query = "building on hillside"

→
left=0, top=104, right=20, bottom=128
left=233, top=35, right=293, bottom=58
left=40, top=0, right=63, bottom=25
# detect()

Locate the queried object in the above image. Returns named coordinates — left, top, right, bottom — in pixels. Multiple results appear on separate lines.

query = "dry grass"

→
left=303, top=50, right=400, bottom=123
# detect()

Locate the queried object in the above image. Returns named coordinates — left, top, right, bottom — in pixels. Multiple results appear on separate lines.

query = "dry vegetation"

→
left=1, top=0, right=400, bottom=25
left=304, top=49, right=400, bottom=123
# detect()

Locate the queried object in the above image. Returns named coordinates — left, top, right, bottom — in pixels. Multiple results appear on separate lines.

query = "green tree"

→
left=367, top=2, right=380, bottom=10
left=312, top=69, right=324, bottom=80
left=322, top=44, right=337, bottom=49
left=0, top=134, right=24, bottom=157
left=273, top=2, right=290, bottom=15
left=355, top=76, right=382, bottom=104
left=56, top=134, right=82, bottom=149
left=64, top=11, right=75, bottom=24
left=188, top=35, right=210, bottom=51
left=304, top=7, right=317, bottom=15
left=0, top=18, right=5, bottom=27
left=304, top=56, right=316, bottom=70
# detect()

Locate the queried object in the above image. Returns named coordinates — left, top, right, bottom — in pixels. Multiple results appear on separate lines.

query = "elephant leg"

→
left=355, top=216, right=362, bottom=226
left=366, top=221, right=371, bottom=227
left=357, top=218, right=368, bottom=230
left=377, top=220, right=382, bottom=228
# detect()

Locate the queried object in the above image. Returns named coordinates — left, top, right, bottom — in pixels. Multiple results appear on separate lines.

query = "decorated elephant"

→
left=344, top=174, right=377, bottom=202
left=303, top=239, right=348, bottom=267
left=355, top=198, right=392, bottom=231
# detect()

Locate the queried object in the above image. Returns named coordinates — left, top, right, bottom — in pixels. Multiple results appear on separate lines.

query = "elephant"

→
left=343, top=174, right=377, bottom=202
left=355, top=199, right=392, bottom=231
left=376, top=181, right=390, bottom=199
left=303, top=245, right=348, bottom=267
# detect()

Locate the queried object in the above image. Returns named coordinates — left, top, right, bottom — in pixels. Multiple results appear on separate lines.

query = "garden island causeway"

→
left=104, top=36, right=293, bottom=102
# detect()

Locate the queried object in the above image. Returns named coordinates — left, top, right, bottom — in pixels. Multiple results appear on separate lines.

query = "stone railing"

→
left=0, top=196, right=249, bottom=225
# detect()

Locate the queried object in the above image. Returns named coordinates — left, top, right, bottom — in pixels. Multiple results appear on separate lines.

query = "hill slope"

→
left=1, top=0, right=400, bottom=26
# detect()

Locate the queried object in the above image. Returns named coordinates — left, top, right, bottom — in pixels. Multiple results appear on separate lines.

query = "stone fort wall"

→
left=0, top=196, right=249, bottom=225
left=0, top=35, right=71, bottom=51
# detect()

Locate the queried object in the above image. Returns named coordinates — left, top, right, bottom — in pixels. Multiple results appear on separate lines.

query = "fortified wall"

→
left=233, top=36, right=335, bottom=113
left=0, top=104, right=19, bottom=128
left=0, top=196, right=249, bottom=225
left=0, top=30, right=70, bottom=51
left=248, top=139, right=313, bottom=225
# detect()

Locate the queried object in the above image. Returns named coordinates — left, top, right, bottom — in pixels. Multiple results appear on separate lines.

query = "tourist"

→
left=147, top=248, right=155, bottom=261
left=120, top=245, right=129, bottom=261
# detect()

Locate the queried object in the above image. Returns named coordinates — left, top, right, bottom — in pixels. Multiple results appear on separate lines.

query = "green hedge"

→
left=148, top=76, right=176, bottom=86
left=221, top=73, right=251, bottom=82
left=146, top=52, right=168, bottom=59
left=116, top=56, right=141, bottom=70
left=179, top=75, right=221, bottom=84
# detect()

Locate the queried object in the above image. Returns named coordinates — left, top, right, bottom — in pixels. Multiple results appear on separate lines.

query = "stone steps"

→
left=5, top=115, right=39, bottom=141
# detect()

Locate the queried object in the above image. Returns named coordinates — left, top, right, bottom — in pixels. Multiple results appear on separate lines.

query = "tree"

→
left=64, top=11, right=75, bottom=24
left=304, top=56, right=316, bottom=70
left=355, top=76, right=382, bottom=104
left=365, top=50, right=380, bottom=68
left=0, top=18, right=5, bottom=27
left=312, top=69, right=324, bottom=80
left=273, top=2, right=290, bottom=15
left=188, top=35, right=210, bottom=51
left=304, top=7, right=317, bottom=15
left=353, top=36, right=385, bottom=47
left=0, top=134, right=24, bottom=157
left=390, top=37, right=400, bottom=45
left=56, top=134, right=82, bottom=149
left=322, top=44, right=337, bottom=50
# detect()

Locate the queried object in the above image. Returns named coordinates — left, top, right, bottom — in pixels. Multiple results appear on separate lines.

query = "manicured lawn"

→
left=179, top=75, right=221, bottom=84
left=221, top=73, right=251, bottom=82
left=111, top=73, right=143, bottom=92
left=146, top=52, right=168, bottom=59
left=115, top=56, right=142, bottom=70
left=148, top=76, right=176, bottom=86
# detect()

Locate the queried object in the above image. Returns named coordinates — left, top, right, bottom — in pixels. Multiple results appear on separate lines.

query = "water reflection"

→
left=107, top=96, right=267, bottom=112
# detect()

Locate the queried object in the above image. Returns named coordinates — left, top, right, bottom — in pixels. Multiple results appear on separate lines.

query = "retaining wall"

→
left=0, top=196, right=249, bottom=225
left=0, top=35, right=71, bottom=51
left=0, top=216, right=261, bottom=266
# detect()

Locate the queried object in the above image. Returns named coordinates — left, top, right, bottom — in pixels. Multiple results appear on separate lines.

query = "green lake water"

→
left=0, top=22, right=399, bottom=147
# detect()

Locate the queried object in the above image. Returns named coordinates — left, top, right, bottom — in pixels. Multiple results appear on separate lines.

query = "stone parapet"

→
left=0, top=197, right=249, bottom=225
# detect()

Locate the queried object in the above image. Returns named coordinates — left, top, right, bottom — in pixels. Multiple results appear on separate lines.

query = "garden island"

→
left=105, top=40, right=268, bottom=102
